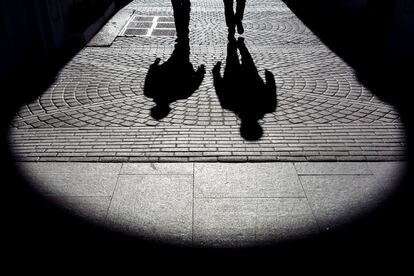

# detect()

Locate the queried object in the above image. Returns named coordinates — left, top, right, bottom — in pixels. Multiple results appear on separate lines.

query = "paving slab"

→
left=294, top=162, right=372, bottom=175
left=25, top=173, right=119, bottom=197
left=193, top=198, right=257, bottom=247
left=120, top=162, right=193, bottom=175
left=255, top=198, right=319, bottom=242
left=16, top=162, right=122, bottom=175
left=13, top=161, right=405, bottom=246
left=50, top=196, right=112, bottom=224
left=299, top=175, right=392, bottom=231
left=368, top=161, right=407, bottom=197
left=193, top=197, right=318, bottom=247
left=194, top=163, right=305, bottom=198
left=368, top=162, right=407, bottom=179
left=106, top=174, right=193, bottom=244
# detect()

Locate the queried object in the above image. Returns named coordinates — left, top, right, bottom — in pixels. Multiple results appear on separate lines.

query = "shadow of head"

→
left=240, top=117, right=263, bottom=141
left=150, top=103, right=172, bottom=120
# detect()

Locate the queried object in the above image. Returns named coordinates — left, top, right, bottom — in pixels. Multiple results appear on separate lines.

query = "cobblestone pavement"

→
left=8, top=0, right=406, bottom=162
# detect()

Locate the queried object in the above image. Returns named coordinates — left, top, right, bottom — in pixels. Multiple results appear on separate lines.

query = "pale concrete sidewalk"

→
left=15, top=161, right=406, bottom=247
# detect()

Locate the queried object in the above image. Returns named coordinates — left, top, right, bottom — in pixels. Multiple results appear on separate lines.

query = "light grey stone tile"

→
left=193, top=198, right=318, bottom=247
left=255, top=198, right=319, bottom=242
left=106, top=175, right=193, bottom=244
left=368, top=162, right=407, bottom=179
left=17, top=162, right=122, bottom=175
left=120, top=163, right=193, bottom=175
left=28, top=173, right=119, bottom=197
left=294, top=162, right=372, bottom=175
left=50, top=196, right=111, bottom=224
left=193, top=198, right=257, bottom=247
left=300, top=175, right=389, bottom=231
left=368, top=162, right=407, bottom=197
left=194, top=163, right=304, bottom=198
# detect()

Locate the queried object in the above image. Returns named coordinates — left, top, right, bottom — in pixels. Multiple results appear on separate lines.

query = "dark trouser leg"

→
left=223, top=0, right=235, bottom=32
left=235, top=0, right=245, bottom=34
left=180, top=0, right=190, bottom=39
left=172, top=0, right=191, bottom=43
left=172, top=0, right=181, bottom=27
left=235, top=0, right=246, bottom=23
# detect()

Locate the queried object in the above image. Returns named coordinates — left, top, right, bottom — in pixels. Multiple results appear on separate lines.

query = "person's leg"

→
left=172, top=0, right=191, bottom=43
left=223, top=0, right=236, bottom=38
left=171, top=0, right=181, bottom=25
left=235, top=0, right=246, bottom=34
left=181, top=0, right=191, bottom=41
left=171, top=0, right=182, bottom=39
left=171, top=0, right=180, bottom=12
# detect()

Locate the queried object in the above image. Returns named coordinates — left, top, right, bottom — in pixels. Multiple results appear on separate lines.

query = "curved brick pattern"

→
left=9, top=0, right=406, bottom=161
left=117, top=0, right=320, bottom=47
left=11, top=46, right=400, bottom=128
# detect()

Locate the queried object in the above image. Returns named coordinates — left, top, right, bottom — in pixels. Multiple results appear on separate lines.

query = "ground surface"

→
left=8, top=0, right=406, bottom=162
left=8, top=0, right=409, bottom=248
left=17, top=161, right=405, bottom=247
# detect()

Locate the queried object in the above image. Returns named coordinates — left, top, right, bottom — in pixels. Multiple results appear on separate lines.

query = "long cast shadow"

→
left=144, top=42, right=205, bottom=120
left=144, top=0, right=205, bottom=120
left=213, top=37, right=277, bottom=140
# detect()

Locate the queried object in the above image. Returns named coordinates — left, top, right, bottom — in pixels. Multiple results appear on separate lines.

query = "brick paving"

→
left=8, top=0, right=406, bottom=161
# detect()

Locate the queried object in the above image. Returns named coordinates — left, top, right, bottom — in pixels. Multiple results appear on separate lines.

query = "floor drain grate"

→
left=121, top=15, right=176, bottom=37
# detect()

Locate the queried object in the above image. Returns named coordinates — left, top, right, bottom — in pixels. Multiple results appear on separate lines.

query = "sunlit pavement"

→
left=16, top=161, right=406, bottom=247
left=9, top=0, right=408, bottom=247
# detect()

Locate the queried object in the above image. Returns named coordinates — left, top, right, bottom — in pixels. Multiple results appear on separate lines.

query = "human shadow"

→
left=213, top=37, right=277, bottom=140
left=144, top=41, right=205, bottom=120
left=143, top=0, right=205, bottom=120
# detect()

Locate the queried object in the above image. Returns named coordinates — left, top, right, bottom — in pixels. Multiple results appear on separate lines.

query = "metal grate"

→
left=156, top=22, right=175, bottom=29
left=124, top=28, right=149, bottom=36
left=121, top=15, right=176, bottom=37
left=128, top=21, right=153, bottom=28
left=151, top=29, right=177, bottom=37
left=133, top=16, right=154, bottom=21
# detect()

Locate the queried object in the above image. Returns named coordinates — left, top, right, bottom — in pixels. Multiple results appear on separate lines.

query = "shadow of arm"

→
left=264, top=69, right=277, bottom=112
left=143, top=58, right=161, bottom=98
left=212, top=61, right=223, bottom=92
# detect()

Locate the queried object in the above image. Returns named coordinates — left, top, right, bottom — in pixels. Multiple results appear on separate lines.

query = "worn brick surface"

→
left=8, top=0, right=406, bottom=161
